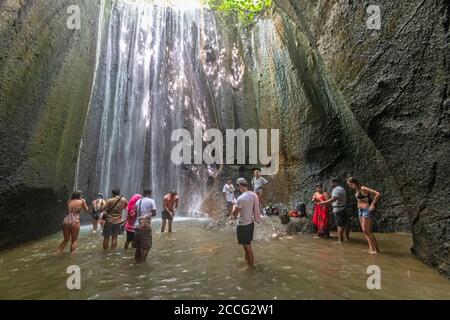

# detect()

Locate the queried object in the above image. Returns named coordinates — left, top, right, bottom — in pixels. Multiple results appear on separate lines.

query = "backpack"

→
left=280, top=212, right=291, bottom=224
left=295, top=202, right=306, bottom=215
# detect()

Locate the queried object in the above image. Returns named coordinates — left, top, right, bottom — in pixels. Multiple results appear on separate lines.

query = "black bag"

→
left=263, top=203, right=280, bottom=216
left=280, top=213, right=291, bottom=224
left=263, top=206, right=274, bottom=216
left=295, top=202, right=306, bottom=214
left=295, top=202, right=307, bottom=217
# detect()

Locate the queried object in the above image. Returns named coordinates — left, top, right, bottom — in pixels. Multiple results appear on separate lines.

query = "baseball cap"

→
left=236, top=178, right=248, bottom=186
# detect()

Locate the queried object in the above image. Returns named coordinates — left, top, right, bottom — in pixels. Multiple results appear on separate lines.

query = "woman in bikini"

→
left=347, top=177, right=381, bottom=253
left=90, top=194, right=105, bottom=233
left=55, top=191, right=89, bottom=254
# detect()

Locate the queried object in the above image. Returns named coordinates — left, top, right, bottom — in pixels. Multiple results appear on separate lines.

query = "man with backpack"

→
left=100, top=188, right=128, bottom=250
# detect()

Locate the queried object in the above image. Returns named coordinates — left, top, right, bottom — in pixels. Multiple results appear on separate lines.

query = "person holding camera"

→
left=134, top=188, right=157, bottom=263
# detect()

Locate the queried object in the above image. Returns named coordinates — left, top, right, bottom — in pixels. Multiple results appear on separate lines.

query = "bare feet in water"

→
left=240, top=265, right=256, bottom=272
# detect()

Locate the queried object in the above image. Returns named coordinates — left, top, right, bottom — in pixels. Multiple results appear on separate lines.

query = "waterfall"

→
left=74, top=0, right=107, bottom=191
left=78, top=0, right=244, bottom=213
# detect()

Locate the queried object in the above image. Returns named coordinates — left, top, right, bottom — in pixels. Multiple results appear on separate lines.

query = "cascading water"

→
left=76, top=0, right=249, bottom=214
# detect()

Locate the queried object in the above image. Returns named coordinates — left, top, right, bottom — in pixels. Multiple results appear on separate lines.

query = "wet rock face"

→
left=0, top=0, right=99, bottom=249
left=272, top=0, right=449, bottom=276
left=245, top=7, right=408, bottom=234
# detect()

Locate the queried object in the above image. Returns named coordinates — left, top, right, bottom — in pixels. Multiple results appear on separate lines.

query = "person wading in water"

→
left=222, top=177, right=235, bottom=217
left=251, top=169, right=268, bottom=210
left=134, top=189, right=157, bottom=263
left=100, top=189, right=128, bottom=250
left=162, top=191, right=179, bottom=233
left=347, top=177, right=381, bottom=254
left=232, top=178, right=262, bottom=269
left=319, top=178, right=350, bottom=243
left=123, top=194, right=142, bottom=250
left=55, top=191, right=89, bottom=254
left=91, top=194, right=105, bottom=233
left=312, top=183, right=330, bottom=238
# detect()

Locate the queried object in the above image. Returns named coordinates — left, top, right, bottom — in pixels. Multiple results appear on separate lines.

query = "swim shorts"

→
left=333, top=208, right=348, bottom=227
left=135, top=227, right=152, bottom=251
left=237, top=223, right=255, bottom=245
left=162, top=210, right=174, bottom=220
left=103, top=223, right=121, bottom=238
left=126, top=230, right=135, bottom=243
left=358, top=208, right=375, bottom=219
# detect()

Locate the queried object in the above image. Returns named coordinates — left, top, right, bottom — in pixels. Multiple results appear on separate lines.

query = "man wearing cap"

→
left=91, top=194, right=105, bottom=233
left=232, top=178, right=262, bottom=268
left=162, top=191, right=179, bottom=233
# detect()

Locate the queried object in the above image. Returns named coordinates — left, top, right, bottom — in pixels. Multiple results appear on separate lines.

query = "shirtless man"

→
left=161, top=191, right=179, bottom=233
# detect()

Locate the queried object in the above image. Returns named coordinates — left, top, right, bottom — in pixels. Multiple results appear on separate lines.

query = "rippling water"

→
left=0, top=218, right=449, bottom=300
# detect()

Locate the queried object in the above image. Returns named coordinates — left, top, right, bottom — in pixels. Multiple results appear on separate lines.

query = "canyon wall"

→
left=266, top=0, right=449, bottom=276
left=0, top=0, right=100, bottom=248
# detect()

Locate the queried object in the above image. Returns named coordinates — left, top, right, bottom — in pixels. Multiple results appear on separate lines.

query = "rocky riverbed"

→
left=207, top=214, right=315, bottom=241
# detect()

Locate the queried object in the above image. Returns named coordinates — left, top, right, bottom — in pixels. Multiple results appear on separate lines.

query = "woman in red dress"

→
left=312, top=183, right=330, bottom=238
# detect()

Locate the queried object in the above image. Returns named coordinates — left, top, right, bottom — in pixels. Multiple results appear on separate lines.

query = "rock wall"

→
left=269, top=0, right=449, bottom=276
left=241, top=9, right=405, bottom=235
left=0, top=0, right=100, bottom=249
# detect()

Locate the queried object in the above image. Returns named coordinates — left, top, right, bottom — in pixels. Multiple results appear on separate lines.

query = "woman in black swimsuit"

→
left=91, top=194, right=105, bottom=233
left=347, top=177, right=381, bottom=254
left=55, top=191, right=89, bottom=254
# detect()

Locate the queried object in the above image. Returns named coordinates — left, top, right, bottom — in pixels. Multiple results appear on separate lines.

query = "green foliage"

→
left=203, top=0, right=273, bottom=25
